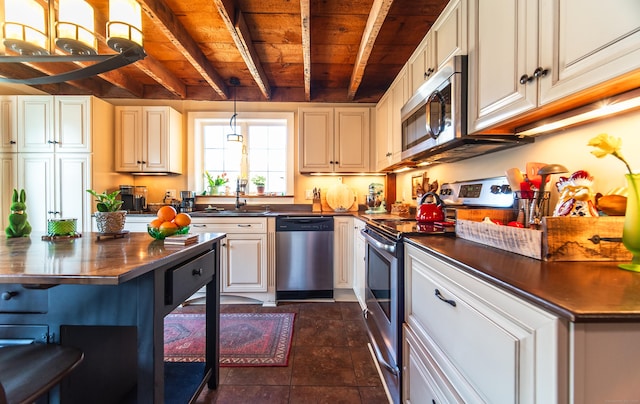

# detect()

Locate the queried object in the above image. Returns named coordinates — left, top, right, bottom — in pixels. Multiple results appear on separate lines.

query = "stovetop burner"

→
left=367, top=218, right=454, bottom=239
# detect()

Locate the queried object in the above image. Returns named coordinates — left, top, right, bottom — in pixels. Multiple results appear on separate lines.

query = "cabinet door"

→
left=375, top=94, right=391, bottom=171
left=353, top=218, right=366, bottom=309
left=54, top=96, right=91, bottom=153
left=390, top=69, right=408, bottom=165
left=299, top=108, right=334, bottom=172
left=432, top=0, right=466, bottom=70
left=222, top=233, right=268, bottom=293
left=142, top=107, right=170, bottom=172
left=538, top=0, right=640, bottom=105
left=56, top=154, right=92, bottom=233
left=115, top=106, right=142, bottom=172
left=1, top=153, right=17, bottom=231
left=18, top=153, right=54, bottom=233
left=0, top=96, right=17, bottom=152
left=334, top=108, right=370, bottom=172
left=467, top=0, right=538, bottom=133
left=333, top=216, right=353, bottom=289
left=409, top=32, right=434, bottom=95
left=17, top=96, right=55, bottom=153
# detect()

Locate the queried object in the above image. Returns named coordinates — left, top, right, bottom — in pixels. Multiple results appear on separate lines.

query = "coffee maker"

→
left=180, top=191, right=195, bottom=212
left=120, top=185, right=147, bottom=212
left=120, top=185, right=135, bottom=211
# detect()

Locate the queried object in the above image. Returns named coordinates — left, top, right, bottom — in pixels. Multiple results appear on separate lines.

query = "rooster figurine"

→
left=553, top=170, right=599, bottom=217
left=5, top=189, right=32, bottom=237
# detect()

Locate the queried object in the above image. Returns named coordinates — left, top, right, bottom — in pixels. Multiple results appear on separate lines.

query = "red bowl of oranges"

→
left=147, top=206, right=192, bottom=240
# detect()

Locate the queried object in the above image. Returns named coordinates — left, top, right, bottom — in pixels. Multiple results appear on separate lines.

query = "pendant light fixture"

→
left=227, top=77, right=242, bottom=142
left=0, top=0, right=146, bottom=85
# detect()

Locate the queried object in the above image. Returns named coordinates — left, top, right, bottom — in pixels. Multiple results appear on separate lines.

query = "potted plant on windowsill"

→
left=87, top=189, right=127, bottom=234
left=252, top=175, right=266, bottom=195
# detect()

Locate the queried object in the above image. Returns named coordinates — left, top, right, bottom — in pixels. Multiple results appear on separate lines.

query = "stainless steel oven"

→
left=361, top=224, right=403, bottom=404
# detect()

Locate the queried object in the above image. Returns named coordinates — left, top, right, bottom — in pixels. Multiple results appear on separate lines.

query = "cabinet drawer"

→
left=0, top=325, right=49, bottom=345
left=191, top=218, right=266, bottom=234
left=409, top=263, right=519, bottom=403
left=0, top=285, right=48, bottom=313
left=165, top=250, right=215, bottom=306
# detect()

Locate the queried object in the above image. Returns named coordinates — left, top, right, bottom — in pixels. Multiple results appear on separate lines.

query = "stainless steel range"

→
left=361, top=176, right=515, bottom=403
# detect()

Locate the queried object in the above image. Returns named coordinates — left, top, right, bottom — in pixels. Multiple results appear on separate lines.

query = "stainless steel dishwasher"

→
left=276, top=216, right=334, bottom=300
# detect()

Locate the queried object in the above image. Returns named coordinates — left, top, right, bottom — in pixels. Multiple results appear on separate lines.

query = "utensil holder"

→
left=515, top=191, right=549, bottom=228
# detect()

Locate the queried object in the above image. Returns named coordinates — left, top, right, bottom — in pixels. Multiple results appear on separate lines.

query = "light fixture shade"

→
left=107, top=0, right=143, bottom=51
left=3, top=0, right=49, bottom=54
left=56, top=0, right=97, bottom=55
left=227, top=133, right=243, bottom=142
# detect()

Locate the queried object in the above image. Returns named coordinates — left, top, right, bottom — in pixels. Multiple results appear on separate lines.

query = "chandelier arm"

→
left=0, top=46, right=146, bottom=85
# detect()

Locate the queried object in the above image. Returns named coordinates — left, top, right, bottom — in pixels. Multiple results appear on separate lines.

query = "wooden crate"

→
left=541, top=216, right=631, bottom=262
left=455, top=215, right=631, bottom=261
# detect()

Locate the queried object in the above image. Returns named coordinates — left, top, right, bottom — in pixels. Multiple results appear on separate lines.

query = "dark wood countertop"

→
left=0, top=232, right=225, bottom=286
left=405, top=235, right=640, bottom=322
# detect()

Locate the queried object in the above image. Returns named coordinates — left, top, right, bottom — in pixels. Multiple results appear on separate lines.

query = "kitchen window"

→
left=189, top=112, right=294, bottom=195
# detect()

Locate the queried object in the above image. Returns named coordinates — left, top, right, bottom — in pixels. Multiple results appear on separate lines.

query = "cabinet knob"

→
left=533, top=67, right=549, bottom=78
left=386, top=152, right=392, bottom=157
left=1, top=291, right=18, bottom=300
left=10, top=140, right=16, bottom=144
left=192, top=268, right=203, bottom=276
left=519, top=74, right=534, bottom=85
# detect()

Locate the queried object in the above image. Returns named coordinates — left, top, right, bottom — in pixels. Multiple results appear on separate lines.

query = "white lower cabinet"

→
left=403, top=243, right=562, bottom=403
left=118, top=216, right=275, bottom=305
left=190, top=217, right=275, bottom=306
left=352, top=218, right=366, bottom=310
left=334, top=216, right=353, bottom=289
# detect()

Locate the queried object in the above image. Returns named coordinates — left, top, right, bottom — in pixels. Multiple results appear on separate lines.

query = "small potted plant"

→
left=87, top=189, right=126, bottom=234
left=252, top=175, right=266, bottom=195
left=205, top=172, right=229, bottom=195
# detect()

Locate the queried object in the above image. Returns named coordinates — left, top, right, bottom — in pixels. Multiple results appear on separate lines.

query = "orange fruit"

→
left=149, top=218, right=164, bottom=229
left=173, top=213, right=192, bottom=228
left=159, top=221, right=179, bottom=236
left=157, top=206, right=177, bottom=222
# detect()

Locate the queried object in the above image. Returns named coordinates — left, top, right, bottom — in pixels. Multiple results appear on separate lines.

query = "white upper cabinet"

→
left=17, top=96, right=93, bottom=153
left=408, top=0, right=467, bottom=96
left=299, top=107, right=371, bottom=173
left=468, top=0, right=640, bottom=133
left=0, top=96, right=17, bottom=153
left=376, top=66, right=409, bottom=171
left=115, top=106, right=183, bottom=174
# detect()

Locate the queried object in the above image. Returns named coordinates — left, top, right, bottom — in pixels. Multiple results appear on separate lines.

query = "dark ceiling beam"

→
left=213, top=0, right=272, bottom=100
left=300, top=0, right=311, bottom=101
left=347, top=0, right=394, bottom=100
left=138, top=0, right=230, bottom=99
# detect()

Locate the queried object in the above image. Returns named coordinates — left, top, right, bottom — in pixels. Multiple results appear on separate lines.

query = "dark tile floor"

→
left=188, top=301, right=390, bottom=404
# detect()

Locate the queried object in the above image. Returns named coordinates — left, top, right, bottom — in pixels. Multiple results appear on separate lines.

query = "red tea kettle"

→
left=416, top=192, right=445, bottom=222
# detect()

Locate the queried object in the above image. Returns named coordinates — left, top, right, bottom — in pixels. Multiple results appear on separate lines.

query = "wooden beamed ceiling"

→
left=0, top=0, right=449, bottom=102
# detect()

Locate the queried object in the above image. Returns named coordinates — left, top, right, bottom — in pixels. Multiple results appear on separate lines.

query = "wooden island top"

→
left=0, top=232, right=225, bottom=286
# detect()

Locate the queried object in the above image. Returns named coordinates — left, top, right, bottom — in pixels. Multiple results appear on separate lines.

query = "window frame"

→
left=188, top=111, right=295, bottom=195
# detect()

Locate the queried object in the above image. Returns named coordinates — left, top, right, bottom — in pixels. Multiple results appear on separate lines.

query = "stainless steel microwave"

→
left=401, top=55, right=466, bottom=161
left=399, top=55, right=532, bottom=165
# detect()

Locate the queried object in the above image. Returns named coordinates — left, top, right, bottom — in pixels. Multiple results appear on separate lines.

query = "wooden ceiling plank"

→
left=138, top=0, right=230, bottom=99
left=347, top=0, right=394, bottom=100
left=300, top=0, right=311, bottom=101
left=213, top=0, right=272, bottom=100
left=136, top=55, right=188, bottom=99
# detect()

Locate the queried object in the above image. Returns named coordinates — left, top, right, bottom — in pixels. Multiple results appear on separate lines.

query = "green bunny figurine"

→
left=5, top=189, right=32, bottom=238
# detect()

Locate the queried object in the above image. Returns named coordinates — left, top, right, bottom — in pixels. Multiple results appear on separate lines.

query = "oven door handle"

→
left=361, top=229, right=396, bottom=254
left=363, top=308, right=400, bottom=376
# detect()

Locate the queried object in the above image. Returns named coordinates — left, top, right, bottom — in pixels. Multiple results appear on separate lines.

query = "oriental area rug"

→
left=164, top=312, right=295, bottom=367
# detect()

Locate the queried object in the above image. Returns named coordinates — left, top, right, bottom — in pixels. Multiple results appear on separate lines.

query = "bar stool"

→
left=0, top=344, right=84, bottom=404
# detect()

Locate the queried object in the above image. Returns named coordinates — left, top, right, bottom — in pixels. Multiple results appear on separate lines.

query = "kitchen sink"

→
left=190, top=210, right=273, bottom=217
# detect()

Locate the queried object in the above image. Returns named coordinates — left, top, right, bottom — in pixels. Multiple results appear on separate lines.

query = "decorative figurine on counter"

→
left=553, top=170, right=599, bottom=217
left=5, top=189, right=32, bottom=238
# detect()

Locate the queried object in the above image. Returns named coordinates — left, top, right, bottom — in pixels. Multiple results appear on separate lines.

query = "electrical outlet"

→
left=305, top=189, right=313, bottom=200
left=166, top=189, right=176, bottom=199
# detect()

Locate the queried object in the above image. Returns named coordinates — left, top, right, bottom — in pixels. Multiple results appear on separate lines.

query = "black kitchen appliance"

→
left=120, top=185, right=147, bottom=212
left=180, top=191, right=195, bottom=212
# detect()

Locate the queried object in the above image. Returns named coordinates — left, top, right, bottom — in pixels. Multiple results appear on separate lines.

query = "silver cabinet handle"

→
left=360, top=229, right=395, bottom=253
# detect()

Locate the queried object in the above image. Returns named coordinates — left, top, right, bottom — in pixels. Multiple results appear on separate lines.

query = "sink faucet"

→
left=235, top=179, right=246, bottom=210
